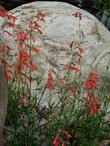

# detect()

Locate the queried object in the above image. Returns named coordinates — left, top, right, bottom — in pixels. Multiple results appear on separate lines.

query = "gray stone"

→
left=0, top=2, right=110, bottom=104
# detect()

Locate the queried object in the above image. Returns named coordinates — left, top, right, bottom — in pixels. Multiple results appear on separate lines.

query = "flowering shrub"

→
left=0, top=6, right=110, bottom=146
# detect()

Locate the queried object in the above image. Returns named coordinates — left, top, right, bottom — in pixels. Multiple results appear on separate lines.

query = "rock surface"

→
left=0, top=1, right=110, bottom=103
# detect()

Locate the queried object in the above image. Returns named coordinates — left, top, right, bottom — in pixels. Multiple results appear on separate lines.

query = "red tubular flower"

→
left=86, top=104, right=100, bottom=116
left=84, top=93, right=101, bottom=115
left=21, top=32, right=28, bottom=41
left=64, top=63, right=80, bottom=72
left=85, top=80, right=98, bottom=90
left=34, top=22, right=42, bottom=28
left=33, top=48, right=41, bottom=54
left=72, top=12, right=82, bottom=20
left=77, top=46, right=85, bottom=54
left=93, top=96, right=101, bottom=106
left=62, top=141, right=65, bottom=146
left=53, top=133, right=60, bottom=146
left=85, top=72, right=100, bottom=90
left=64, top=131, right=72, bottom=138
left=6, top=68, right=13, bottom=81
left=0, top=47, right=3, bottom=52
left=7, top=14, right=16, bottom=20
left=29, top=21, right=43, bottom=33
left=89, top=72, right=100, bottom=81
left=37, top=27, right=43, bottom=34
left=53, top=129, right=72, bottom=146
left=0, top=6, right=7, bottom=17
left=69, top=87, right=77, bottom=94
left=17, top=49, right=29, bottom=64
left=32, top=36, right=36, bottom=43
left=30, top=63, right=37, bottom=71
left=16, top=31, right=28, bottom=42
left=28, top=76, right=33, bottom=81
left=47, top=81, right=56, bottom=90
left=5, top=45, right=13, bottom=51
left=7, top=22, right=16, bottom=28
left=47, top=70, right=56, bottom=90
left=39, top=10, right=46, bottom=22
left=76, top=51, right=83, bottom=58
left=70, top=65, right=80, bottom=72
left=28, top=20, right=35, bottom=29
left=19, top=94, right=27, bottom=107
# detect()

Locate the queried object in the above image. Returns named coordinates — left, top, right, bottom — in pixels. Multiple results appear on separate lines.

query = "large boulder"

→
left=0, top=1, right=110, bottom=102
left=1, top=2, right=110, bottom=74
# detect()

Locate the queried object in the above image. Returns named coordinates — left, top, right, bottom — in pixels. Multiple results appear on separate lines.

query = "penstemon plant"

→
left=0, top=5, right=110, bottom=146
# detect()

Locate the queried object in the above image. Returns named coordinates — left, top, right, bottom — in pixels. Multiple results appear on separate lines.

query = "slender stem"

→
left=29, top=30, right=32, bottom=94
left=37, top=83, right=47, bottom=107
left=17, top=31, right=23, bottom=96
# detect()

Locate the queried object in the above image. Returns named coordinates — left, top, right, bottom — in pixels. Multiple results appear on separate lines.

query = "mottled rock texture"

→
left=0, top=1, right=110, bottom=105
left=1, top=2, right=110, bottom=74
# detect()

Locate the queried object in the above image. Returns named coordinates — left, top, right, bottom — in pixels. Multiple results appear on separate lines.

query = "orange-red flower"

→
left=85, top=80, right=99, bottom=90
left=34, top=22, right=42, bottom=28
left=5, top=45, right=13, bottom=51
left=84, top=93, right=101, bottom=115
left=16, top=31, right=28, bottom=42
left=53, top=133, right=60, bottom=146
left=7, top=22, right=16, bottom=28
left=6, top=68, right=13, bottom=81
left=72, top=12, right=82, bottom=20
left=33, top=48, right=41, bottom=54
left=37, top=27, right=43, bottom=34
left=89, top=72, right=100, bottom=81
left=0, top=47, right=3, bottom=52
left=53, top=129, right=72, bottom=146
left=85, top=72, right=100, bottom=90
left=19, top=94, right=27, bottom=107
left=0, top=6, right=7, bottom=17
left=69, top=87, right=77, bottom=94
left=47, top=70, right=56, bottom=90
left=64, top=131, right=72, bottom=138
left=64, top=64, right=80, bottom=72
left=30, top=63, right=37, bottom=71
left=70, top=65, right=80, bottom=71
left=17, top=49, right=29, bottom=64
left=7, top=14, right=16, bottom=20
left=39, top=10, right=46, bottom=22
left=62, top=141, right=65, bottom=146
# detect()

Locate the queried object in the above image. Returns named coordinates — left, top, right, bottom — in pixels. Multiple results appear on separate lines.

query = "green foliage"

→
left=92, top=0, right=110, bottom=10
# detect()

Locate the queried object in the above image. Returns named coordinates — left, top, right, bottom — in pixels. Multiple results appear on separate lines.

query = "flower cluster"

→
left=0, top=6, right=16, bottom=81
left=85, top=72, right=100, bottom=90
left=0, top=7, right=46, bottom=107
left=47, top=70, right=56, bottom=90
left=84, top=93, right=101, bottom=115
left=28, top=10, right=46, bottom=34
left=19, top=94, right=27, bottom=107
left=53, top=129, right=72, bottom=146
left=84, top=72, right=101, bottom=115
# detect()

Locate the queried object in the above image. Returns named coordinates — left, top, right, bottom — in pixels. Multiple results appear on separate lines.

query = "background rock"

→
left=0, top=0, right=110, bottom=30
left=0, top=1, right=110, bottom=104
